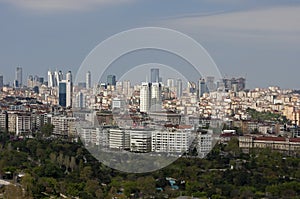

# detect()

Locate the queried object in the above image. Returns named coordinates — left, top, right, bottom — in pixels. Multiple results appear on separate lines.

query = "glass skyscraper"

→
left=150, top=68, right=159, bottom=83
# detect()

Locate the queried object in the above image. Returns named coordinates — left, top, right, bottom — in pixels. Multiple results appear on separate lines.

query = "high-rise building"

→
left=151, top=82, right=162, bottom=111
left=59, top=81, right=67, bottom=107
left=86, top=71, right=91, bottom=89
left=222, top=77, right=246, bottom=92
left=54, top=70, right=63, bottom=87
left=0, top=75, right=3, bottom=88
left=150, top=68, right=159, bottom=82
left=58, top=71, right=73, bottom=107
left=66, top=71, right=73, bottom=107
left=236, top=77, right=246, bottom=91
left=140, top=82, right=152, bottom=113
left=123, top=80, right=131, bottom=97
left=107, top=75, right=116, bottom=86
left=75, top=92, right=85, bottom=108
left=15, top=67, right=22, bottom=87
left=27, top=75, right=33, bottom=88
left=187, top=81, right=196, bottom=94
left=206, top=76, right=216, bottom=92
left=198, top=78, right=208, bottom=98
left=167, top=78, right=176, bottom=88
left=176, top=79, right=183, bottom=98
left=47, top=70, right=54, bottom=87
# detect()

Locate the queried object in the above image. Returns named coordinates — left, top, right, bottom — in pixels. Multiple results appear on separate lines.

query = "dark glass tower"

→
left=59, top=82, right=67, bottom=107
left=150, top=68, right=159, bottom=83
left=107, top=75, right=116, bottom=86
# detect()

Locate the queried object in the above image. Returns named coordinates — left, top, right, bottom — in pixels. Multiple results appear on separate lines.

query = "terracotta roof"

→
left=289, top=138, right=300, bottom=143
left=254, top=137, right=286, bottom=142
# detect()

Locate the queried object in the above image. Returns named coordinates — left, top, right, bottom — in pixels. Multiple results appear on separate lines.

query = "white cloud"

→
left=161, top=6, right=300, bottom=42
left=0, top=0, right=134, bottom=12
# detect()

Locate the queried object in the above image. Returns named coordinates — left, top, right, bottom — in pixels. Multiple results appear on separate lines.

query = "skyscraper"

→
left=0, top=75, right=3, bottom=88
left=150, top=68, right=159, bottom=83
left=198, top=78, right=208, bottom=98
left=140, top=82, right=152, bottom=113
left=58, top=71, right=73, bottom=107
left=66, top=71, right=73, bottom=107
left=167, top=78, right=176, bottom=88
left=47, top=70, right=54, bottom=87
left=206, top=76, right=216, bottom=92
left=54, top=70, right=63, bottom=87
left=75, top=92, right=85, bottom=108
left=59, top=81, right=67, bottom=107
left=15, top=67, right=22, bottom=87
left=86, top=71, right=91, bottom=89
left=107, top=75, right=116, bottom=86
left=123, top=80, right=131, bottom=97
left=151, top=82, right=162, bottom=111
left=176, top=79, right=183, bottom=98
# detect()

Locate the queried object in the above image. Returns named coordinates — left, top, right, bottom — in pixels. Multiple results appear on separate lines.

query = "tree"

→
left=40, top=123, right=54, bottom=137
left=21, top=173, right=35, bottom=197
left=80, top=166, right=93, bottom=181
left=224, top=137, right=241, bottom=157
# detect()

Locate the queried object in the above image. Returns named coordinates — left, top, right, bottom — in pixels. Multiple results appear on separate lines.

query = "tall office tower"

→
left=47, top=70, right=54, bottom=87
left=150, top=68, right=159, bottom=82
left=15, top=67, right=22, bottom=87
left=167, top=78, right=175, bottom=88
left=216, top=81, right=225, bottom=92
left=86, top=71, right=91, bottom=89
left=116, top=81, right=123, bottom=94
left=38, top=77, right=44, bottom=84
left=59, top=80, right=67, bottom=107
left=176, top=79, right=183, bottom=98
left=222, top=78, right=232, bottom=91
left=198, top=78, right=208, bottom=98
left=123, top=80, right=131, bottom=97
left=54, top=70, right=63, bottom=87
left=187, top=81, right=196, bottom=94
left=107, top=75, right=116, bottom=86
left=75, top=92, right=85, bottom=108
left=140, top=82, right=152, bottom=113
left=237, top=77, right=246, bottom=91
left=0, top=75, right=3, bottom=88
left=27, top=75, right=34, bottom=88
left=66, top=71, right=73, bottom=107
left=206, top=76, right=216, bottom=92
left=151, top=82, right=162, bottom=111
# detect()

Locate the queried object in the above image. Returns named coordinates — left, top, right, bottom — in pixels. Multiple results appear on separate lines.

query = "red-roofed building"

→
left=239, top=136, right=300, bottom=153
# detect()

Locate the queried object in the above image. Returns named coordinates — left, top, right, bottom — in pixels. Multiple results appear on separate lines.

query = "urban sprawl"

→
left=0, top=67, right=300, bottom=158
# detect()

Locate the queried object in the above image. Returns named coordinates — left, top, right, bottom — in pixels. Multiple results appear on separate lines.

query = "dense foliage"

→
left=246, top=108, right=288, bottom=123
left=0, top=133, right=300, bottom=198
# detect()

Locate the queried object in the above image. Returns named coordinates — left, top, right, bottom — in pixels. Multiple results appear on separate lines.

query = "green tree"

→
left=21, top=173, right=35, bottom=197
left=40, top=123, right=54, bottom=137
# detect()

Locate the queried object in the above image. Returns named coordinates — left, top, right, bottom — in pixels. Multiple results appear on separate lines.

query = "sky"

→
left=0, top=0, right=299, bottom=89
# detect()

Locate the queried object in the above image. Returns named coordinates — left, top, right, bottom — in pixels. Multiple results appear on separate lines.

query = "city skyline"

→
left=0, top=1, right=300, bottom=89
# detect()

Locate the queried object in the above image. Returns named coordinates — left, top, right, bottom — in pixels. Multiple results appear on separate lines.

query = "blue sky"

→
left=0, top=0, right=299, bottom=89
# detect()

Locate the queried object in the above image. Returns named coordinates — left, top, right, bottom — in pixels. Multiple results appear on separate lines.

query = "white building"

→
left=195, top=130, right=213, bottom=158
left=151, top=82, right=162, bottom=111
left=16, top=114, right=32, bottom=135
left=66, top=71, right=73, bottom=107
left=151, top=127, right=191, bottom=154
left=176, top=79, right=183, bottom=98
left=86, top=71, right=91, bottom=89
left=109, top=129, right=130, bottom=150
left=140, top=82, right=151, bottom=113
left=47, top=70, right=54, bottom=88
left=75, top=92, right=85, bottom=108
left=51, top=116, right=76, bottom=136
left=129, top=129, right=152, bottom=152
